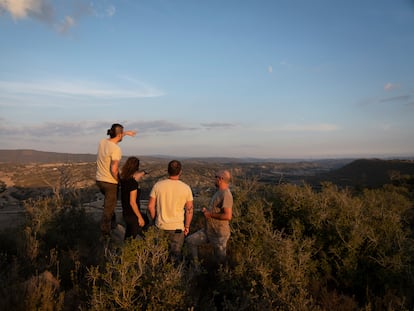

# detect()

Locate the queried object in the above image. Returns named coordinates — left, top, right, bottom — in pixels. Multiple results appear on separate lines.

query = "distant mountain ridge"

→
left=312, top=158, right=414, bottom=188
left=0, top=149, right=98, bottom=164
left=0, top=149, right=351, bottom=164
left=0, top=149, right=275, bottom=164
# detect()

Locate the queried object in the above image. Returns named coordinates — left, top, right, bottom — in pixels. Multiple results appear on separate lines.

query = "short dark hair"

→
left=168, top=160, right=182, bottom=176
left=107, top=123, right=124, bottom=138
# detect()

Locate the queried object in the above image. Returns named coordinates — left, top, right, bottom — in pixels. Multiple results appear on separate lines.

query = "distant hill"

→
left=0, top=149, right=98, bottom=164
left=0, top=149, right=353, bottom=166
left=0, top=149, right=268, bottom=164
left=310, top=158, right=414, bottom=188
left=0, top=149, right=254, bottom=164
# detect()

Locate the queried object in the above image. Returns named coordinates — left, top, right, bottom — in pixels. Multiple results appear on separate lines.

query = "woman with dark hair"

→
left=120, top=156, right=147, bottom=239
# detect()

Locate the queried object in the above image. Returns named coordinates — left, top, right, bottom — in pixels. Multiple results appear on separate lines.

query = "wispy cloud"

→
left=1, top=121, right=94, bottom=137
left=279, top=123, right=339, bottom=132
left=0, top=0, right=115, bottom=34
left=128, top=120, right=197, bottom=133
left=57, top=15, right=75, bottom=34
left=106, top=5, right=115, bottom=17
left=267, top=65, right=273, bottom=74
left=200, top=122, right=236, bottom=130
left=359, top=92, right=413, bottom=107
left=90, top=2, right=116, bottom=18
left=379, top=95, right=411, bottom=103
left=0, top=0, right=53, bottom=21
left=384, top=82, right=400, bottom=91
left=0, top=78, right=164, bottom=101
left=0, top=120, right=199, bottom=138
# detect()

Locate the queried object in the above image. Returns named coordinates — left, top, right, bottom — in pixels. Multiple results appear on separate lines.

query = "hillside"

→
left=0, top=149, right=97, bottom=164
left=0, top=149, right=268, bottom=164
left=310, top=158, right=414, bottom=188
left=1, top=150, right=413, bottom=190
left=0, top=149, right=352, bottom=166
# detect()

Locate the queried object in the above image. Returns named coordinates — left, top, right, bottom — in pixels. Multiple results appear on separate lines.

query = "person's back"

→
left=96, top=138, right=121, bottom=183
left=119, top=156, right=147, bottom=240
left=148, top=160, right=194, bottom=262
left=151, top=178, right=193, bottom=230
left=96, top=124, right=125, bottom=236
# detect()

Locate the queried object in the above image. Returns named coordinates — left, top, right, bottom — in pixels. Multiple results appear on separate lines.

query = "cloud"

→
left=0, top=78, right=164, bottom=101
left=0, top=0, right=115, bottom=33
left=384, top=82, right=400, bottom=91
left=267, top=65, right=273, bottom=73
left=358, top=92, right=413, bottom=107
left=90, top=2, right=116, bottom=18
left=129, top=120, right=197, bottom=133
left=200, top=122, right=236, bottom=130
left=57, top=15, right=75, bottom=34
left=0, top=120, right=198, bottom=138
left=379, top=95, right=411, bottom=103
left=106, top=5, right=115, bottom=17
left=279, top=123, right=339, bottom=132
left=0, top=121, right=93, bottom=137
left=0, top=0, right=53, bottom=21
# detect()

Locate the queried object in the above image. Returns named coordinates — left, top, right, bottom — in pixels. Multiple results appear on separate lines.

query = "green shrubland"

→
left=0, top=177, right=413, bottom=310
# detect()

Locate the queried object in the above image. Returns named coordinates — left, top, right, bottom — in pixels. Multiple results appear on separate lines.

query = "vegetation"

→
left=0, top=156, right=414, bottom=310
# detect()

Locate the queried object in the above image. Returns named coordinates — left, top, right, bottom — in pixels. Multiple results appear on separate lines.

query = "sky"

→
left=1, top=0, right=414, bottom=159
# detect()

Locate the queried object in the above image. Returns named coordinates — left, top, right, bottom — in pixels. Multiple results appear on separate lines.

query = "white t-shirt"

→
left=150, top=179, right=193, bottom=230
left=96, top=138, right=122, bottom=184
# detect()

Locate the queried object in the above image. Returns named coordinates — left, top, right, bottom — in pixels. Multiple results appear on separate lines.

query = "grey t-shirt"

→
left=206, top=188, right=233, bottom=236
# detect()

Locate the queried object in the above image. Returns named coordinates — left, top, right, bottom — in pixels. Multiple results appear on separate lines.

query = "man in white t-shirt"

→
left=148, top=160, right=194, bottom=262
left=96, top=123, right=136, bottom=236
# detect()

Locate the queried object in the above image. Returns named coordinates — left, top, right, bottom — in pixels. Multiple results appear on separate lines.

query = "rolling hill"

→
left=310, top=158, right=414, bottom=188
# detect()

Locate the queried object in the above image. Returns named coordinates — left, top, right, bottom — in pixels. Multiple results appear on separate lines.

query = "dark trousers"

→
left=96, top=180, right=118, bottom=235
left=123, top=213, right=147, bottom=240
left=159, top=229, right=185, bottom=263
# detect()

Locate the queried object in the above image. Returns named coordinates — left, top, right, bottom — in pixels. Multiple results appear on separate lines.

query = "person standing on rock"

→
left=96, top=123, right=136, bottom=236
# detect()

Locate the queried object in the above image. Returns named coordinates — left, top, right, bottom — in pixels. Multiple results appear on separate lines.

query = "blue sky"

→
left=1, top=0, right=413, bottom=159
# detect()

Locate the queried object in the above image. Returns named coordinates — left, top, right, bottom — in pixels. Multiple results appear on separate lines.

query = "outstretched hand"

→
left=123, top=130, right=137, bottom=137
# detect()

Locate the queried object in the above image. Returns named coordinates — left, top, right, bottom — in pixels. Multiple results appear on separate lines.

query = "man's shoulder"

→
left=155, top=179, right=191, bottom=190
left=154, top=178, right=168, bottom=185
left=221, top=188, right=233, bottom=198
left=99, top=138, right=118, bottom=149
left=177, top=179, right=190, bottom=186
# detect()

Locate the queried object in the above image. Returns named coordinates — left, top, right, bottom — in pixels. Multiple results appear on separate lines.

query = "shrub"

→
left=269, top=182, right=414, bottom=309
left=86, top=228, right=189, bottom=310
left=1, top=177, right=414, bottom=310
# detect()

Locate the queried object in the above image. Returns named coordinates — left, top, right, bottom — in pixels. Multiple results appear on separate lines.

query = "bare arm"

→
left=204, top=207, right=232, bottom=221
left=110, top=159, right=120, bottom=181
left=123, top=130, right=137, bottom=137
left=147, top=196, right=156, bottom=220
left=130, top=189, right=145, bottom=227
left=184, top=200, right=194, bottom=236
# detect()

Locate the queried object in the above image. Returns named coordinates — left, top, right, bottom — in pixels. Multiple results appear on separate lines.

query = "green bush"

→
left=269, top=182, right=414, bottom=309
left=0, top=178, right=413, bottom=310
left=87, top=228, right=189, bottom=310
